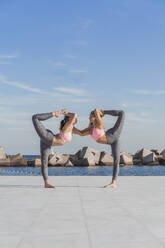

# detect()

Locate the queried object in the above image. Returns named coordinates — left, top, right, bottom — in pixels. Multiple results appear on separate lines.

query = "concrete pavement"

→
left=0, top=176, right=165, bottom=248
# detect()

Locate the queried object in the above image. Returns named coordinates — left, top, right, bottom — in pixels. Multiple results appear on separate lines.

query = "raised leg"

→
left=32, top=113, right=54, bottom=145
left=104, top=110, right=125, bottom=137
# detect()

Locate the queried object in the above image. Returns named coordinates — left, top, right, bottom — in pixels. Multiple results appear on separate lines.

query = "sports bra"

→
left=90, top=127, right=105, bottom=141
left=59, top=131, right=72, bottom=143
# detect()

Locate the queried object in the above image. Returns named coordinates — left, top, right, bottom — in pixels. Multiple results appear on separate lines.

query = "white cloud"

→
left=0, top=74, right=93, bottom=105
left=0, top=53, right=19, bottom=65
left=48, top=60, right=65, bottom=66
left=0, top=61, right=12, bottom=65
left=141, top=112, right=150, bottom=117
left=72, top=40, right=88, bottom=46
left=120, top=102, right=150, bottom=108
left=127, top=112, right=157, bottom=123
left=59, top=97, right=92, bottom=103
left=64, top=54, right=76, bottom=59
left=71, top=69, right=88, bottom=73
left=0, top=72, right=95, bottom=112
left=81, top=18, right=93, bottom=31
left=54, top=62, right=65, bottom=66
left=131, top=89, right=165, bottom=95
left=54, top=86, right=86, bottom=96
left=120, top=103, right=127, bottom=108
left=0, top=75, right=46, bottom=94
left=70, top=98, right=92, bottom=103
left=0, top=53, right=18, bottom=59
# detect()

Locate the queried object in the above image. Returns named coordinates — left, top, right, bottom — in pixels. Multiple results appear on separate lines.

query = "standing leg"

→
left=40, top=140, right=55, bottom=188
left=104, top=140, right=120, bottom=188
left=104, top=110, right=124, bottom=189
left=111, top=140, right=120, bottom=181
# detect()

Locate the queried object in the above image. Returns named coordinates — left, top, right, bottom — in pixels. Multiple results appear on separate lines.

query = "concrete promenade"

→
left=0, top=176, right=165, bottom=248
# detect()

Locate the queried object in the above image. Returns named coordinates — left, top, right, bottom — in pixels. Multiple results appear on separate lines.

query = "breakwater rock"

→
left=0, top=146, right=165, bottom=167
left=0, top=148, right=27, bottom=166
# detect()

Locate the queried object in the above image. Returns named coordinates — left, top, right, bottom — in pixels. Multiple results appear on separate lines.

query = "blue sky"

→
left=0, top=0, right=165, bottom=155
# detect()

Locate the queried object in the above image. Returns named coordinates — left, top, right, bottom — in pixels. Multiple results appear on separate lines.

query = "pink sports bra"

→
left=59, top=131, right=72, bottom=143
left=90, top=127, right=105, bottom=141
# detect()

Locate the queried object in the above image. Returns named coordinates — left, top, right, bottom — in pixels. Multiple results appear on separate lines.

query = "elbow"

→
left=94, top=109, right=99, bottom=115
left=71, top=113, right=77, bottom=119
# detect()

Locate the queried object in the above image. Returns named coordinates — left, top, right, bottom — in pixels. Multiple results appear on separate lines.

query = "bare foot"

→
left=54, top=109, right=67, bottom=117
left=104, top=182, right=117, bottom=188
left=45, top=182, right=56, bottom=188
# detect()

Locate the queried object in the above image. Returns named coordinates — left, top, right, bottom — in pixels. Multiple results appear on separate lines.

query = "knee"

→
left=32, top=114, right=37, bottom=123
left=120, top=110, right=125, bottom=116
left=120, top=110, right=125, bottom=120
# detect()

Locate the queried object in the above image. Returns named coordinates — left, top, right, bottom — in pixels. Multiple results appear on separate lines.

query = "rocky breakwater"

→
left=25, top=146, right=165, bottom=167
left=0, top=147, right=27, bottom=166
left=1, top=146, right=165, bottom=167
left=134, top=148, right=160, bottom=165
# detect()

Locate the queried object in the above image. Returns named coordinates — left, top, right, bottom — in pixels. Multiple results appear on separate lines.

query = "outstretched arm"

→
left=73, top=127, right=90, bottom=136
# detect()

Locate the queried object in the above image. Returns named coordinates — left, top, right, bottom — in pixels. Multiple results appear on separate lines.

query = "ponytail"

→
left=60, top=116, right=70, bottom=131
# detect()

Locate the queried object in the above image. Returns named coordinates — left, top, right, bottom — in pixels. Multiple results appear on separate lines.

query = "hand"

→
left=53, top=110, right=60, bottom=118
left=100, top=109, right=104, bottom=116
left=94, top=109, right=103, bottom=116
left=61, top=109, right=68, bottom=115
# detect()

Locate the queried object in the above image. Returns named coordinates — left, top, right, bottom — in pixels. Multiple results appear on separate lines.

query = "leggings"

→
left=104, top=110, right=125, bottom=181
left=32, top=113, right=54, bottom=181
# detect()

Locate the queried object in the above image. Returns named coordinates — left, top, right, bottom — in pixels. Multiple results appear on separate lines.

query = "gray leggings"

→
left=104, top=110, right=125, bottom=181
left=32, top=113, right=54, bottom=181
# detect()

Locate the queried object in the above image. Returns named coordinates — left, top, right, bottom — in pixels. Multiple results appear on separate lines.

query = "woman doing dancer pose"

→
left=74, top=109, right=125, bottom=188
left=32, top=109, right=77, bottom=188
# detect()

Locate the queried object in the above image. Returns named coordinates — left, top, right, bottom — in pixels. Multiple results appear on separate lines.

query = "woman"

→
left=32, top=109, right=77, bottom=188
left=74, top=109, right=125, bottom=188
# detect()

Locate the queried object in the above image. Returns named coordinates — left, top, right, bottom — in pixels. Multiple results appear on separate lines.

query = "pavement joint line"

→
left=15, top=191, right=51, bottom=248
left=1, top=176, right=165, bottom=248
left=76, top=176, right=93, bottom=248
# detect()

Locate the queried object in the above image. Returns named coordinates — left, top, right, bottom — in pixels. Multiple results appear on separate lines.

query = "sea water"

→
left=0, top=155, right=165, bottom=176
